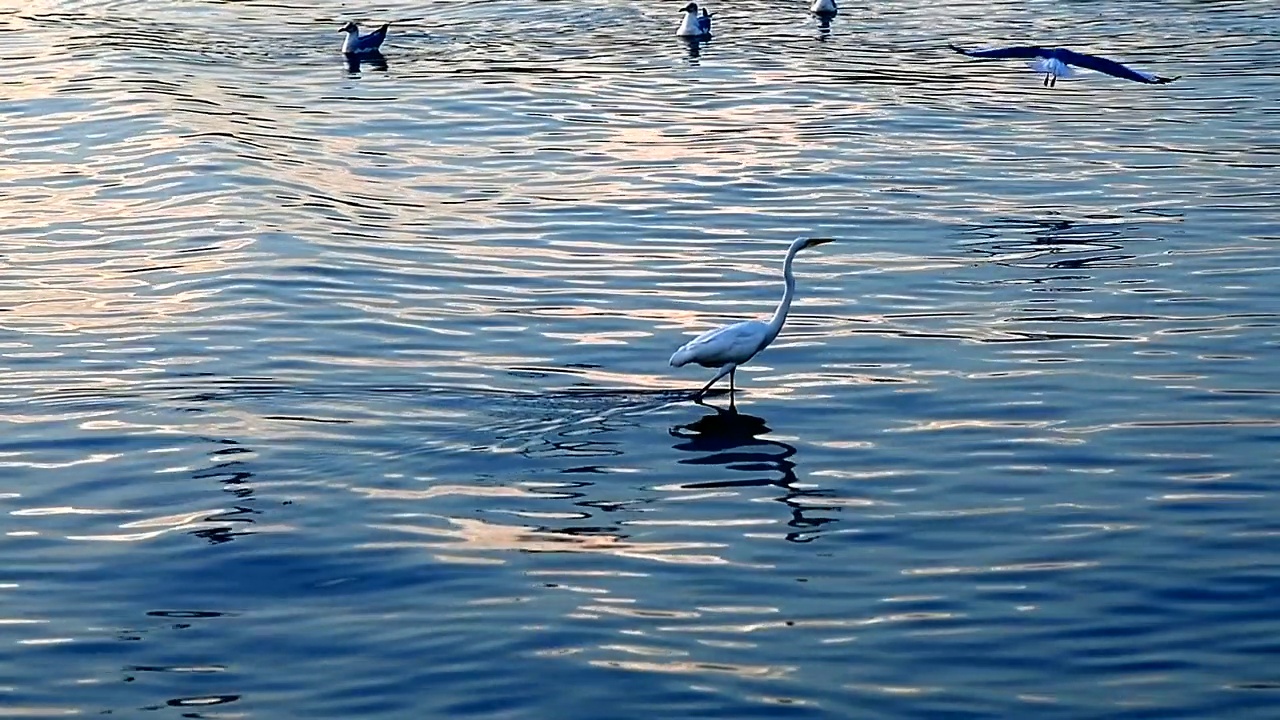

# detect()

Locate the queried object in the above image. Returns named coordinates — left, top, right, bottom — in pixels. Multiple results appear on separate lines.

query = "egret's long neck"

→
left=766, top=244, right=802, bottom=340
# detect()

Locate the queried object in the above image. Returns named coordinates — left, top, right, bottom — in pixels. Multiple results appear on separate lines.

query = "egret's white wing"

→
left=670, top=320, right=770, bottom=368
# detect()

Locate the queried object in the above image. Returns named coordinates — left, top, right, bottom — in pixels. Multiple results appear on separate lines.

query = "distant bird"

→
left=670, top=237, right=833, bottom=404
left=810, top=0, right=838, bottom=16
left=340, top=21, right=389, bottom=55
left=949, top=44, right=1179, bottom=87
left=677, top=2, right=713, bottom=38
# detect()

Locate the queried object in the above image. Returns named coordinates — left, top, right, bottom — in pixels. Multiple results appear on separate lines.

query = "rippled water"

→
left=2, top=0, right=1279, bottom=716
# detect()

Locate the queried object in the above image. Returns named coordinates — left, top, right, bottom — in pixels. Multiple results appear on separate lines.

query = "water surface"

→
left=2, top=0, right=1279, bottom=717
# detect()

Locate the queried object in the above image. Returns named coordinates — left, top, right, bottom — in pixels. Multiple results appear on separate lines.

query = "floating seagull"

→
left=810, top=0, right=838, bottom=16
left=340, top=21, right=389, bottom=55
left=949, top=44, right=1180, bottom=87
left=677, top=2, right=713, bottom=39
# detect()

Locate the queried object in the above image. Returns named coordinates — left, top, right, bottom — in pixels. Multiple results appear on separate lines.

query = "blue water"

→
left=2, top=0, right=1278, bottom=717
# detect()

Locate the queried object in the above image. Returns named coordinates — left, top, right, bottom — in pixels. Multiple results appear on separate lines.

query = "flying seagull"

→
left=949, top=44, right=1180, bottom=87
left=340, top=21, right=389, bottom=55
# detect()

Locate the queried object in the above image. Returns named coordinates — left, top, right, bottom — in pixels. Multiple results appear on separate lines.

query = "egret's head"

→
left=682, top=3, right=699, bottom=14
left=339, top=21, right=358, bottom=34
left=800, top=237, right=834, bottom=250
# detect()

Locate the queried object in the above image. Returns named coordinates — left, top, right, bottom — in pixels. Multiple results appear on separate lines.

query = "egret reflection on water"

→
left=670, top=406, right=840, bottom=542
left=670, top=407, right=839, bottom=535
left=669, top=237, right=833, bottom=407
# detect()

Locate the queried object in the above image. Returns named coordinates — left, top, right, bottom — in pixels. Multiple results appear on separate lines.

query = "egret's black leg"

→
left=694, top=366, right=732, bottom=402
left=1044, top=73, right=1050, bottom=87
left=728, top=369, right=737, bottom=411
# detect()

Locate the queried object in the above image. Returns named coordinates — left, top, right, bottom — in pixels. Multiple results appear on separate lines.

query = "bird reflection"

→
left=190, top=438, right=260, bottom=545
left=670, top=406, right=839, bottom=542
left=682, top=38, right=705, bottom=60
left=960, top=216, right=1160, bottom=270
left=346, top=50, right=388, bottom=74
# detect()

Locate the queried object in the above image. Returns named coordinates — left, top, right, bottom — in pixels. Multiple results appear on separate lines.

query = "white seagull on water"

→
left=949, top=44, right=1180, bottom=87
left=810, top=0, right=838, bottom=16
left=677, top=3, right=713, bottom=38
left=340, top=21, right=389, bottom=55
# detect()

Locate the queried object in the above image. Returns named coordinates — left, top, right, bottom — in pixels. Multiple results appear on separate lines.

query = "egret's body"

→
left=340, top=21, right=389, bottom=54
left=949, top=44, right=1179, bottom=87
left=670, top=237, right=832, bottom=403
left=810, top=0, right=838, bottom=16
left=677, top=2, right=713, bottom=38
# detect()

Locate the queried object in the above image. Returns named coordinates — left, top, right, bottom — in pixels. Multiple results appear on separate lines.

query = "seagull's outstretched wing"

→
left=1058, top=49, right=1178, bottom=84
left=949, top=44, right=1045, bottom=60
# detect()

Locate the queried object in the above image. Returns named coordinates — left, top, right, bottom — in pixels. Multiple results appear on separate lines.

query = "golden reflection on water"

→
left=354, top=484, right=570, bottom=501
left=0, top=233, right=258, bottom=334
left=365, top=516, right=737, bottom=566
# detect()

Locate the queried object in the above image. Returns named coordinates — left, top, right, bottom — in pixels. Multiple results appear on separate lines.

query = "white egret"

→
left=949, top=44, right=1180, bottom=87
left=340, top=21, right=389, bottom=55
left=669, top=237, right=833, bottom=403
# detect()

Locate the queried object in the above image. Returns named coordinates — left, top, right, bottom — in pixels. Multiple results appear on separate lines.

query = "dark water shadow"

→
left=958, top=214, right=1172, bottom=271
left=345, top=50, right=388, bottom=74
left=815, top=12, right=836, bottom=36
left=681, top=37, right=707, bottom=60
left=670, top=406, right=840, bottom=542
left=188, top=437, right=263, bottom=545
